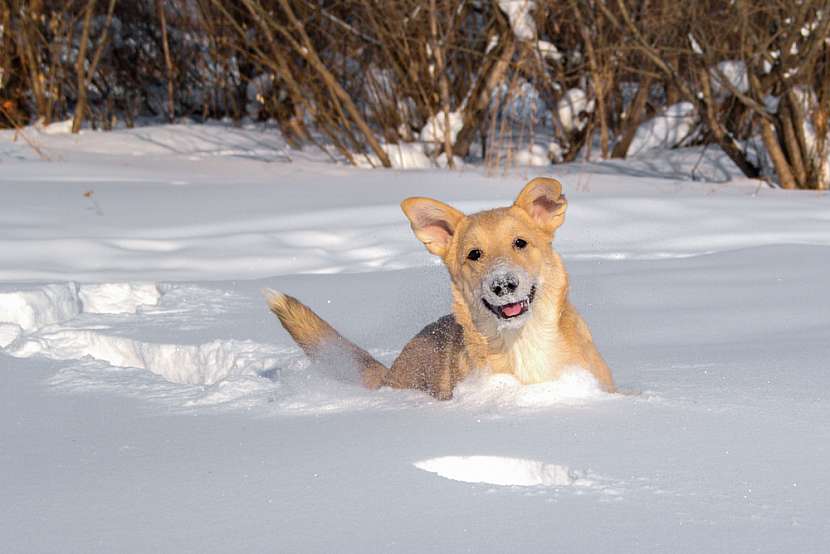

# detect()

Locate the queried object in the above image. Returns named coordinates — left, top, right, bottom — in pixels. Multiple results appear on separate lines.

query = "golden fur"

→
left=265, top=177, right=614, bottom=399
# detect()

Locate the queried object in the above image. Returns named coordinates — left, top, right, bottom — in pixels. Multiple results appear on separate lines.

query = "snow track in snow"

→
left=11, top=330, right=280, bottom=386
left=0, top=279, right=615, bottom=413
left=0, top=282, right=284, bottom=398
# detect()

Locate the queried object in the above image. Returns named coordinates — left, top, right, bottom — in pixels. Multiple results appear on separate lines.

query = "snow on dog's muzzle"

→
left=480, top=265, right=537, bottom=320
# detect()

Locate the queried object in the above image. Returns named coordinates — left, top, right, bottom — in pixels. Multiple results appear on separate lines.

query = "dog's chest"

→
left=506, top=322, right=566, bottom=383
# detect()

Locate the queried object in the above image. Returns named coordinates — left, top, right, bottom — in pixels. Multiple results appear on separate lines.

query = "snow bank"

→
left=0, top=281, right=275, bottom=386
left=627, top=102, right=698, bottom=155
left=0, top=283, right=81, bottom=332
left=0, top=282, right=161, bottom=336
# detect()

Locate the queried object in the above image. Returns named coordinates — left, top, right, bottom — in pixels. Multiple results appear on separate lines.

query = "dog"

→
left=265, top=177, right=614, bottom=399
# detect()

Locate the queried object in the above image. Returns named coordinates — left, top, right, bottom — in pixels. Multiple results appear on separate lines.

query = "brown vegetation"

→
left=0, top=0, right=827, bottom=187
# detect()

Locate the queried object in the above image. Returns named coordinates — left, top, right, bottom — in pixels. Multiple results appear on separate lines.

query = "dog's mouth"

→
left=482, top=285, right=536, bottom=320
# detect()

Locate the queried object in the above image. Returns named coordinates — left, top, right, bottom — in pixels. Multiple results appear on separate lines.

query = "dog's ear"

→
left=513, top=177, right=567, bottom=235
left=401, top=197, right=465, bottom=257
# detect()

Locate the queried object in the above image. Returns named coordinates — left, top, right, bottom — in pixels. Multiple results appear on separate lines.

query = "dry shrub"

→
left=1, top=0, right=828, bottom=188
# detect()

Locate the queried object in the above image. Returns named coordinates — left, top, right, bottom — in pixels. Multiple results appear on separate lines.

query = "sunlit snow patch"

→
left=0, top=281, right=161, bottom=334
left=452, top=368, right=608, bottom=409
left=79, top=282, right=160, bottom=314
left=0, top=283, right=81, bottom=332
left=414, top=456, right=595, bottom=488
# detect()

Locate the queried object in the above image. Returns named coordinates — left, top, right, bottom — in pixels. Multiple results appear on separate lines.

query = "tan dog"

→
left=265, top=177, right=614, bottom=399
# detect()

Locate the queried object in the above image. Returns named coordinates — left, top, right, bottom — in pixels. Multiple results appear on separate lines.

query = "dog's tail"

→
left=263, top=289, right=387, bottom=389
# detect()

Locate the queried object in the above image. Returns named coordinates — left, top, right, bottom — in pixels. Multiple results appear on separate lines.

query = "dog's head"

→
left=402, top=177, right=567, bottom=333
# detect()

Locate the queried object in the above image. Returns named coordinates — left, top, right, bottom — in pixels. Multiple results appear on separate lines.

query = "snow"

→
left=513, top=143, right=551, bottom=166
left=37, top=117, right=75, bottom=135
left=2, top=121, right=830, bottom=552
left=711, top=60, right=749, bottom=95
left=419, top=110, right=464, bottom=150
left=557, top=88, right=594, bottom=132
left=547, top=140, right=564, bottom=163
left=627, top=102, right=698, bottom=155
left=434, top=152, right=466, bottom=169
left=358, top=141, right=434, bottom=169
left=453, top=368, right=607, bottom=409
left=79, top=282, right=160, bottom=314
left=413, top=456, right=596, bottom=488
left=536, top=40, right=562, bottom=62
left=0, top=323, right=22, bottom=348
left=0, top=283, right=81, bottom=332
left=497, top=80, right=548, bottom=123
left=689, top=33, right=704, bottom=55
left=498, top=0, right=537, bottom=41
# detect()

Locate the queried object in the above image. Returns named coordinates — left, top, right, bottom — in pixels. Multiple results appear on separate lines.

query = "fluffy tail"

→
left=263, top=289, right=386, bottom=389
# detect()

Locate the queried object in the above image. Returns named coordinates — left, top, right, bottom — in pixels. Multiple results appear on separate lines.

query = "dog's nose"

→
left=490, top=273, right=519, bottom=297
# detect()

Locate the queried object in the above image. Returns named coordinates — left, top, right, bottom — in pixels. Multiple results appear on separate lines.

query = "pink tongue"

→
left=501, top=302, right=523, bottom=317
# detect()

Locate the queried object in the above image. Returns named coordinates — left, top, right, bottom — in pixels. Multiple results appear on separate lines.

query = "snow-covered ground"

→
left=1, top=122, right=829, bottom=552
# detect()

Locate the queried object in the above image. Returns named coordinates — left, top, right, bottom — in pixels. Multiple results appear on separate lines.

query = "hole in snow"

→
left=414, top=456, right=594, bottom=488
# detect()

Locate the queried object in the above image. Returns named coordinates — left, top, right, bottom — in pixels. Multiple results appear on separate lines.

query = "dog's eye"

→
left=467, top=249, right=482, bottom=261
left=513, top=238, right=528, bottom=250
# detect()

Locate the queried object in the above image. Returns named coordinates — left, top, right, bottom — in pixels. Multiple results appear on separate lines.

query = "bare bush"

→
left=598, top=0, right=830, bottom=188
left=1, top=0, right=828, bottom=188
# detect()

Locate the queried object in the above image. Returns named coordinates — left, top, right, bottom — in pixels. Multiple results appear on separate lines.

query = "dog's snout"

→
left=490, top=273, right=519, bottom=297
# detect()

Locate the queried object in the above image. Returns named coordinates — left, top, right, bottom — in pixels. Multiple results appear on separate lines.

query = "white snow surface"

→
left=2, top=122, right=830, bottom=553
left=628, top=102, right=698, bottom=155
